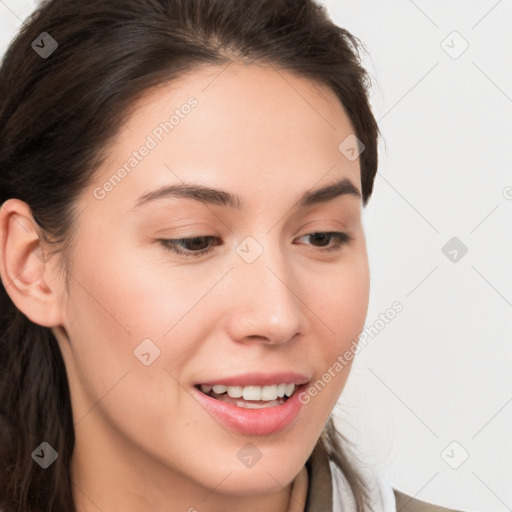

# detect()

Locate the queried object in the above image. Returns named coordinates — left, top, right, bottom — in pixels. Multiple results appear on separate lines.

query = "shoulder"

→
left=307, top=439, right=465, bottom=512
left=330, top=459, right=464, bottom=512
left=393, top=489, right=465, bottom=512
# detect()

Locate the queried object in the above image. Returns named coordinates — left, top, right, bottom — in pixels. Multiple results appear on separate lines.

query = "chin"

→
left=212, top=465, right=299, bottom=497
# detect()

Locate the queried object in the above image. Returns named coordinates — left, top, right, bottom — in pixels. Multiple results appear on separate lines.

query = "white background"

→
left=321, top=2, right=512, bottom=512
left=1, top=1, right=511, bottom=511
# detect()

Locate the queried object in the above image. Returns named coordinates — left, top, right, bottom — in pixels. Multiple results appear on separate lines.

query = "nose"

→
left=223, top=237, right=307, bottom=346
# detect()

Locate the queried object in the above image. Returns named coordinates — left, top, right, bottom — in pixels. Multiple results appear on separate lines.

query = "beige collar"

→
left=304, top=440, right=333, bottom=512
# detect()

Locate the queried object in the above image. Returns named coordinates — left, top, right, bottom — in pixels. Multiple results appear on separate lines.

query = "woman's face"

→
left=52, top=62, right=370, bottom=502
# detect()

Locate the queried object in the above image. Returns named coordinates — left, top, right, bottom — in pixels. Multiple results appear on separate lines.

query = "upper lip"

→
left=196, top=372, right=310, bottom=388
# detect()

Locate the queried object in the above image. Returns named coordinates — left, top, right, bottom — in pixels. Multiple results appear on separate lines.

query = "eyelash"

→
left=157, top=231, right=353, bottom=258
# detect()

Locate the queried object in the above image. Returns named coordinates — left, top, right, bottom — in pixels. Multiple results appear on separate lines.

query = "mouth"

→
left=194, top=382, right=299, bottom=409
left=192, top=374, right=310, bottom=436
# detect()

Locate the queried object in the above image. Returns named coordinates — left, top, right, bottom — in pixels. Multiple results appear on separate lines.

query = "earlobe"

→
left=0, top=198, right=64, bottom=328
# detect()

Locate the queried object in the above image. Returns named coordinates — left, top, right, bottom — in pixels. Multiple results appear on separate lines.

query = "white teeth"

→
left=236, top=399, right=282, bottom=409
left=226, top=386, right=243, bottom=398
left=200, top=383, right=298, bottom=401
left=261, top=385, right=279, bottom=401
left=242, top=386, right=261, bottom=401
left=285, top=383, right=295, bottom=397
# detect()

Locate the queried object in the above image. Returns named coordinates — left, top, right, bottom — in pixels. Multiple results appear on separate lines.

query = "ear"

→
left=0, top=198, right=65, bottom=327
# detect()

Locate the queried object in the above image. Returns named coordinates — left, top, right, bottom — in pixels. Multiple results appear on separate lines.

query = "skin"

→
left=0, top=62, right=370, bottom=512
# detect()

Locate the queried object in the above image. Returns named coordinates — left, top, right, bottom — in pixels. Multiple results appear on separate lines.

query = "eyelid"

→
left=294, top=231, right=353, bottom=253
left=156, top=230, right=352, bottom=258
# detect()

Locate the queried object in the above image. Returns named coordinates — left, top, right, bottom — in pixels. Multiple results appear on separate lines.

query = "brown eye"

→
left=158, top=236, right=222, bottom=257
left=295, top=231, right=352, bottom=251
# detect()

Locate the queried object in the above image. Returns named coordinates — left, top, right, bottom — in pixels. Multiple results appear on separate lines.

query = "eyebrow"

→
left=131, top=176, right=361, bottom=211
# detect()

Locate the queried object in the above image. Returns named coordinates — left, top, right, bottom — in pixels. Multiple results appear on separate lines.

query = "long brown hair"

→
left=0, top=1, right=380, bottom=510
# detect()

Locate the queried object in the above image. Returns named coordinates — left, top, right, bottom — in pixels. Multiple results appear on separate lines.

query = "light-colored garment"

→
left=330, top=459, right=396, bottom=511
left=304, top=439, right=463, bottom=511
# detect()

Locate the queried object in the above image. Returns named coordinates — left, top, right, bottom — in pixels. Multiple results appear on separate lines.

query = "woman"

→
left=0, top=0, right=463, bottom=510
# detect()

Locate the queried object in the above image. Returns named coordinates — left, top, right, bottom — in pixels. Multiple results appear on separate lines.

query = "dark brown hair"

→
left=0, top=1, right=380, bottom=510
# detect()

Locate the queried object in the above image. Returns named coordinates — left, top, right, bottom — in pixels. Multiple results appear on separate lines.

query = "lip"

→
left=196, top=371, right=310, bottom=387
left=192, top=381, right=309, bottom=436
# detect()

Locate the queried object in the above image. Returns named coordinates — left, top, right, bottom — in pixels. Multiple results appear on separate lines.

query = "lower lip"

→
left=192, top=384, right=308, bottom=436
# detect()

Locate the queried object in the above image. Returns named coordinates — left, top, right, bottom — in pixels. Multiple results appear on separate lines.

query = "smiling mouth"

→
left=195, top=383, right=297, bottom=409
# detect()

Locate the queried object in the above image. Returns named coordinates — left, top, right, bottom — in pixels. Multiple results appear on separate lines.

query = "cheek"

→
left=313, top=253, right=370, bottom=353
left=60, top=243, right=169, bottom=413
left=67, top=236, right=208, bottom=342
left=300, top=252, right=369, bottom=412
left=62, top=247, right=194, bottom=453
left=62, top=239, right=220, bottom=404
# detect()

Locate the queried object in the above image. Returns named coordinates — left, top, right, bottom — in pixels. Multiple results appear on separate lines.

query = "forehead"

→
left=85, top=62, right=361, bottom=213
